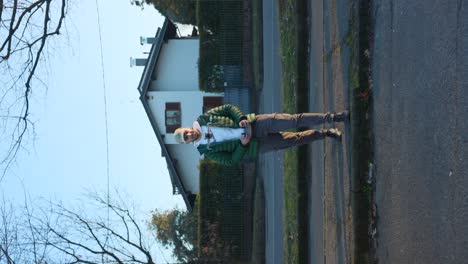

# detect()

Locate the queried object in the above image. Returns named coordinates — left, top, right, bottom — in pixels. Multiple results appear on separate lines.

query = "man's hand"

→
left=240, top=133, right=251, bottom=145
left=239, top=120, right=252, bottom=145
left=239, top=120, right=250, bottom=128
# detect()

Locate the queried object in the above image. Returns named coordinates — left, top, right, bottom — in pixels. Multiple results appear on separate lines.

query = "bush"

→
left=198, top=32, right=223, bottom=93
left=197, top=159, right=245, bottom=259
left=196, top=0, right=228, bottom=32
left=196, top=0, right=243, bottom=92
left=144, top=0, right=196, bottom=25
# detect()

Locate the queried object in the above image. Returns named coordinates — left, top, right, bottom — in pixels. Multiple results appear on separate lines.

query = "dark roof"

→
left=137, top=18, right=194, bottom=211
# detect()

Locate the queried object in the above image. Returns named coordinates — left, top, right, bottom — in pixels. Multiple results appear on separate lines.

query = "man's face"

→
left=183, top=128, right=200, bottom=143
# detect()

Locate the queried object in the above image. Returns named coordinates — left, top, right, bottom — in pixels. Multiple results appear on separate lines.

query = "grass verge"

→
left=278, top=0, right=309, bottom=262
left=250, top=0, right=265, bottom=263
left=349, top=0, right=374, bottom=263
left=252, top=0, right=263, bottom=92
left=251, top=177, right=266, bottom=264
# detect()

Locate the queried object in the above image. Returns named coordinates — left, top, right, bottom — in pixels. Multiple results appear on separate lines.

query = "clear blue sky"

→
left=1, top=0, right=185, bottom=220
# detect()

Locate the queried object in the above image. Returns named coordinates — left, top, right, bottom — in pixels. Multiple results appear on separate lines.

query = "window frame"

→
left=165, top=102, right=181, bottom=133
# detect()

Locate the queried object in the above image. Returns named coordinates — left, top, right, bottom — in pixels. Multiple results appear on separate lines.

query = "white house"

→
left=135, top=19, right=224, bottom=211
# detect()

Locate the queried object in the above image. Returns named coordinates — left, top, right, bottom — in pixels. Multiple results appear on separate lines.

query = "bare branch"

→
left=0, top=0, right=68, bottom=181
left=0, top=0, right=44, bottom=55
left=1, top=191, right=159, bottom=263
left=0, top=0, right=4, bottom=21
left=4, top=0, right=18, bottom=59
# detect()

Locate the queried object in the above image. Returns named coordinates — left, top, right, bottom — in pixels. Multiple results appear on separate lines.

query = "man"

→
left=174, top=104, right=348, bottom=166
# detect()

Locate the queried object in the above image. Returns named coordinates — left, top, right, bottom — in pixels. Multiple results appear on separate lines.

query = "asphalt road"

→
left=308, top=0, right=326, bottom=261
left=308, top=0, right=354, bottom=263
left=372, top=0, right=468, bottom=263
left=259, top=0, right=283, bottom=263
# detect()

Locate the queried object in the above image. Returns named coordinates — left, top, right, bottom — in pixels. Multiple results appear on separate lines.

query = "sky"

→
left=0, top=0, right=186, bottom=240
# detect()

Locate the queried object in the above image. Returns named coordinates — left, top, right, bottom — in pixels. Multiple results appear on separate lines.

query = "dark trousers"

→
left=252, top=113, right=334, bottom=153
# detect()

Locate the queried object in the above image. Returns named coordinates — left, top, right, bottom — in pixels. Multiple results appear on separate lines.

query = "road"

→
left=261, top=0, right=468, bottom=263
left=259, top=0, right=283, bottom=263
left=372, top=1, right=468, bottom=263
left=308, top=0, right=354, bottom=263
left=259, top=0, right=355, bottom=262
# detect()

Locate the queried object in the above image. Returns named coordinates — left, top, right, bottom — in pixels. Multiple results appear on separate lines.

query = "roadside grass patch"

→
left=250, top=0, right=265, bottom=262
left=349, top=0, right=374, bottom=263
left=251, top=177, right=266, bottom=264
left=278, top=0, right=299, bottom=261
left=252, top=0, right=263, bottom=91
left=278, top=0, right=309, bottom=262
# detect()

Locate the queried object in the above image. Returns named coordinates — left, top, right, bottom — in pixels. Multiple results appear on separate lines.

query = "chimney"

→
left=140, top=36, right=156, bottom=45
left=130, top=57, right=147, bottom=67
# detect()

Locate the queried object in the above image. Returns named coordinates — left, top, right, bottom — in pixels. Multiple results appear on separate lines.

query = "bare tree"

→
left=0, top=0, right=68, bottom=180
left=0, top=195, right=55, bottom=263
left=43, top=193, right=157, bottom=264
left=1, top=192, right=161, bottom=263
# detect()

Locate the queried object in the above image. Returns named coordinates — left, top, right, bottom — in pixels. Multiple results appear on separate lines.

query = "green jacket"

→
left=196, top=104, right=258, bottom=166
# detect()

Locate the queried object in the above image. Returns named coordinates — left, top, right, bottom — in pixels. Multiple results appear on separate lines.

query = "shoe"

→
left=333, top=111, right=350, bottom=122
left=326, top=128, right=342, bottom=141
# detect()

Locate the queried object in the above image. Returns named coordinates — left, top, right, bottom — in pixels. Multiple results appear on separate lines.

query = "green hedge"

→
left=197, top=159, right=246, bottom=259
left=196, top=0, right=243, bottom=93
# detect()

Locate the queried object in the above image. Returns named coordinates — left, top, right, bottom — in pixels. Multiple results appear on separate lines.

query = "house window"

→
left=203, top=96, right=224, bottom=113
left=165, top=102, right=181, bottom=133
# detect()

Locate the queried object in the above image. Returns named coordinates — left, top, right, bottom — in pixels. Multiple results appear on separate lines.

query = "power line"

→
left=93, top=0, right=111, bottom=262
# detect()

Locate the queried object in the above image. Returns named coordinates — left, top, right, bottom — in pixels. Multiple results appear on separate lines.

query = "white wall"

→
left=145, top=91, right=221, bottom=144
left=145, top=91, right=221, bottom=194
left=143, top=38, right=218, bottom=195
left=146, top=91, right=208, bottom=194
left=151, top=39, right=199, bottom=91
left=166, top=144, right=200, bottom=193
